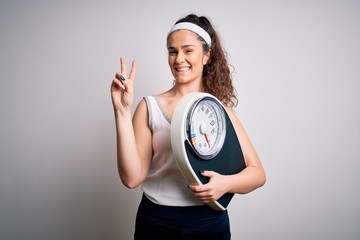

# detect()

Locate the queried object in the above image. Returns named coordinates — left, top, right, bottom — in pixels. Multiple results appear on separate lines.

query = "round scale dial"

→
left=187, top=97, right=226, bottom=159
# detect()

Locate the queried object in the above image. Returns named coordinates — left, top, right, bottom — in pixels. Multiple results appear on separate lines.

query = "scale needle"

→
left=204, top=134, right=211, bottom=148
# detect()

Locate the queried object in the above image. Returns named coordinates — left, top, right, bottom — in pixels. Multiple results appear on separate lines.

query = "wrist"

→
left=223, top=174, right=235, bottom=193
left=114, top=108, right=132, bottom=119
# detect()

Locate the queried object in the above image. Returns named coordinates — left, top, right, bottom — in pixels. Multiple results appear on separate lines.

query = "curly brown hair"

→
left=173, top=14, right=238, bottom=108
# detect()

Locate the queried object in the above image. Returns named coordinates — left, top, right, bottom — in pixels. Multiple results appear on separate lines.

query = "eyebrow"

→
left=167, top=44, right=196, bottom=50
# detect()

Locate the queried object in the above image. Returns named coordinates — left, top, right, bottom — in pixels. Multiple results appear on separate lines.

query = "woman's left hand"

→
left=188, top=171, right=228, bottom=203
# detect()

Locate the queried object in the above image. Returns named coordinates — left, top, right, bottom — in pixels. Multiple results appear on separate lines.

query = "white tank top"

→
left=141, top=96, right=202, bottom=206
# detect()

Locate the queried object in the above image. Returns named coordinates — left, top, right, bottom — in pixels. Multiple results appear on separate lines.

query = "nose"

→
left=175, top=51, right=185, bottom=64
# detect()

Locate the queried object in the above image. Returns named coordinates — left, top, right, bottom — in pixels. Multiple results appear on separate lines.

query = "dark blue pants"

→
left=134, top=194, right=231, bottom=240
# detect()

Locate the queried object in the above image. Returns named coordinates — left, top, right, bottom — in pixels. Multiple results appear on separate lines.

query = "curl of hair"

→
left=175, top=14, right=238, bottom=108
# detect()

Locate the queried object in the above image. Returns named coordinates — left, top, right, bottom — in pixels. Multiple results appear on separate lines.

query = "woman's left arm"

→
left=223, top=107, right=266, bottom=193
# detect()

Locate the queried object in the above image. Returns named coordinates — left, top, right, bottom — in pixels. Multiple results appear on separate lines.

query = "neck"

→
left=171, top=81, right=204, bottom=97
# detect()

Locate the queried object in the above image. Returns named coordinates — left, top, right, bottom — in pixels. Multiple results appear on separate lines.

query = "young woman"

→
left=111, top=14, right=266, bottom=240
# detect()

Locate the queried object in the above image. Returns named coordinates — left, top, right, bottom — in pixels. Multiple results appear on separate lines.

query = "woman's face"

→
left=167, top=30, right=210, bottom=85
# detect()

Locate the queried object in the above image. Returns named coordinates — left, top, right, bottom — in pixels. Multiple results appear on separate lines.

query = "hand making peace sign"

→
left=111, top=58, right=137, bottom=112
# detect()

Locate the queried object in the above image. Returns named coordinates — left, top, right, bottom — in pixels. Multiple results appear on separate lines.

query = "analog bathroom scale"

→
left=171, top=92, right=246, bottom=211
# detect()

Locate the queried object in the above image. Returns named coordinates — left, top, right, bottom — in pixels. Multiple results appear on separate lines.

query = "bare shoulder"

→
left=224, top=106, right=253, bottom=151
left=224, top=106, right=245, bottom=132
left=133, top=98, right=149, bottom=127
left=133, top=98, right=147, bottom=116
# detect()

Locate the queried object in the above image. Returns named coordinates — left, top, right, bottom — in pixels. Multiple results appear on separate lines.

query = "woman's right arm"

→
left=111, top=58, right=152, bottom=189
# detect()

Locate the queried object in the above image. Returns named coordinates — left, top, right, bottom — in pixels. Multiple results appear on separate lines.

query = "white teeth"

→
left=176, top=67, right=190, bottom=72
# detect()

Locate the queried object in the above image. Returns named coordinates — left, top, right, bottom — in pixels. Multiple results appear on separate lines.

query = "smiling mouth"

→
left=175, top=66, right=191, bottom=72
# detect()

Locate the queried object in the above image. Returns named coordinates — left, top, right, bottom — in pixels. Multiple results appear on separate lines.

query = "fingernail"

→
left=120, top=75, right=125, bottom=81
left=199, top=170, right=205, bottom=174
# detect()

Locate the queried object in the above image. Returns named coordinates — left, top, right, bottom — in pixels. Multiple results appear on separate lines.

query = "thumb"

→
left=200, top=170, right=215, bottom=178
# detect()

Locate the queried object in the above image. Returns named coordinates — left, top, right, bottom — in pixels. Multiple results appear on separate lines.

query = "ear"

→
left=203, top=50, right=211, bottom=65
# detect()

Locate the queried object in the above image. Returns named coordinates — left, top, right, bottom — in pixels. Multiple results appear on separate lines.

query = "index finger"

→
left=128, top=60, right=137, bottom=81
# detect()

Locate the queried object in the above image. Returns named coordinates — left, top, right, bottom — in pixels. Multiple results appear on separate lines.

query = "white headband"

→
left=168, top=22, right=212, bottom=47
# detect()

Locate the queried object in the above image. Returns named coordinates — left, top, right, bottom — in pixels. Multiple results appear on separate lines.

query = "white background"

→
left=1, top=0, right=359, bottom=239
